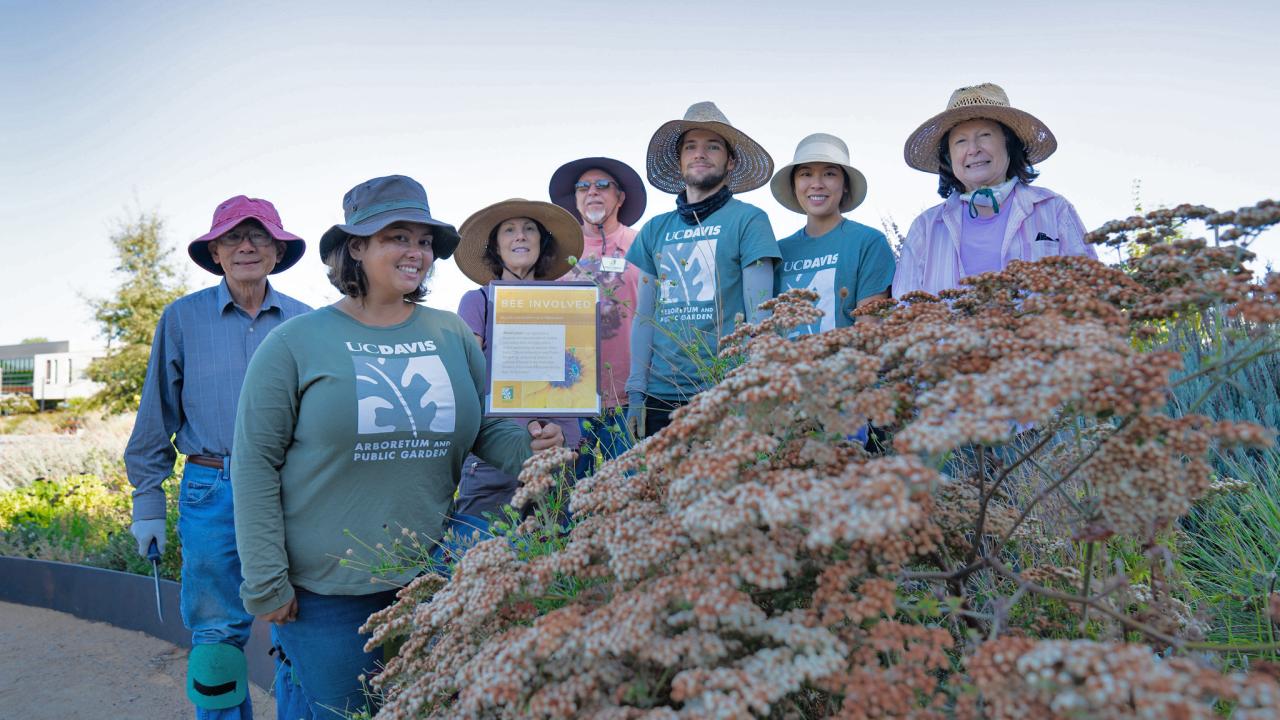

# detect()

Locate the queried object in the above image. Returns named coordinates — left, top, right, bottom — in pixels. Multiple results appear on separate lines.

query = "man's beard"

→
left=583, top=206, right=608, bottom=225
left=683, top=167, right=727, bottom=193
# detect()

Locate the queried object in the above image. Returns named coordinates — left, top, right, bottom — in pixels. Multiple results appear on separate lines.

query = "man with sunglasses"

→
left=124, top=196, right=311, bottom=719
left=549, top=158, right=648, bottom=466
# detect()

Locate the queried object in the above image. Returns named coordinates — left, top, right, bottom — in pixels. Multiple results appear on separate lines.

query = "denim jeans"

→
left=178, top=461, right=254, bottom=720
left=273, top=589, right=399, bottom=720
left=574, top=407, right=633, bottom=477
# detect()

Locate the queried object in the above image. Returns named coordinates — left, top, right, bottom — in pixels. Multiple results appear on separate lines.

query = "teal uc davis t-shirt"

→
left=625, top=197, right=780, bottom=401
left=775, top=218, right=896, bottom=335
left=232, top=304, right=532, bottom=614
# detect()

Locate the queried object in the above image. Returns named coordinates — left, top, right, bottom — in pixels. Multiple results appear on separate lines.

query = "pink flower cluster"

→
left=360, top=200, right=1280, bottom=718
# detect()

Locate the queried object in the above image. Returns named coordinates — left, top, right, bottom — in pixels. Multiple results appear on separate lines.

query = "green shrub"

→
left=0, top=473, right=181, bottom=579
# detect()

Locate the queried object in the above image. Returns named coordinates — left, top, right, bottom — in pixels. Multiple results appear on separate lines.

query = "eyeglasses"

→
left=216, top=230, right=274, bottom=247
left=574, top=179, right=619, bottom=193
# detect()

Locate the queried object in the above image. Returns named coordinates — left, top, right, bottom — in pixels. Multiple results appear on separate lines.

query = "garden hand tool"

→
left=147, top=538, right=164, bottom=623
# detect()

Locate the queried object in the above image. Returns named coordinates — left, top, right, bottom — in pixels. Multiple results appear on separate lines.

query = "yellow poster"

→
left=486, top=282, right=600, bottom=416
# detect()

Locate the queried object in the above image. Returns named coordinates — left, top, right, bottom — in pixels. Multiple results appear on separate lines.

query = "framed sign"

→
left=484, top=281, right=601, bottom=417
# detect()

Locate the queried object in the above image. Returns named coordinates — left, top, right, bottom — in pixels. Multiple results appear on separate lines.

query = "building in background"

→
left=0, top=341, right=103, bottom=409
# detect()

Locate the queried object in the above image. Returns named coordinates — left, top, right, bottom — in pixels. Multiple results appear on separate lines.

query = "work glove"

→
left=130, top=519, right=167, bottom=558
left=625, top=392, right=646, bottom=441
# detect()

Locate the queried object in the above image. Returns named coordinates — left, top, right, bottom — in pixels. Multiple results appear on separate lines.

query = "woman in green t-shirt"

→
left=770, top=132, right=896, bottom=337
left=231, top=175, right=564, bottom=720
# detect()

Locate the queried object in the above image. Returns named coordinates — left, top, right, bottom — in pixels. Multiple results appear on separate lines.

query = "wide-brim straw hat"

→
left=189, top=195, right=305, bottom=276
left=770, top=133, right=868, bottom=214
left=646, top=101, right=774, bottom=195
left=547, top=156, right=647, bottom=227
left=319, top=175, right=460, bottom=261
left=904, top=83, right=1057, bottom=173
left=454, top=199, right=585, bottom=285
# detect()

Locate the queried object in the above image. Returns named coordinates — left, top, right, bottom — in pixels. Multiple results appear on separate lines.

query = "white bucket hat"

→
left=904, top=83, right=1057, bottom=173
left=769, top=133, right=868, bottom=214
left=645, top=101, right=774, bottom=195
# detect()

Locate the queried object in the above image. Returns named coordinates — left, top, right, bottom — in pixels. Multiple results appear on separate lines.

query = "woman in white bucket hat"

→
left=892, top=83, right=1097, bottom=297
left=770, top=132, right=896, bottom=335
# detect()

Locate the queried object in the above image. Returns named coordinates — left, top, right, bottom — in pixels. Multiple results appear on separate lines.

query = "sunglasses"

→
left=574, top=179, right=619, bottom=192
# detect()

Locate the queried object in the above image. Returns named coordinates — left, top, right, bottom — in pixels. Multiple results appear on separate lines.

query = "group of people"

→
left=122, top=82, right=1097, bottom=719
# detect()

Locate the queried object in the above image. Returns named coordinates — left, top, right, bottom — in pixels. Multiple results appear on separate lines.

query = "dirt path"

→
left=0, top=601, right=274, bottom=719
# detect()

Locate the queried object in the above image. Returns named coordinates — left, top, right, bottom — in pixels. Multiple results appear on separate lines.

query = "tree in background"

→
left=87, top=210, right=185, bottom=414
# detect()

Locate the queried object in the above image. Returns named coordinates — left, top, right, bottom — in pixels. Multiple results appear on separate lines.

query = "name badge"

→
left=600, top=256, right=626, bottom=273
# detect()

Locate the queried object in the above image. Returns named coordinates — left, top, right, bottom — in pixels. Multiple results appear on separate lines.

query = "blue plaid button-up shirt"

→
left=125, top=279, right=312, bottom=521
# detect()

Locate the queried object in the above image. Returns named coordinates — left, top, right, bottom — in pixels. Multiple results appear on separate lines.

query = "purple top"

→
left=892, top=183, right=1097, bottom=297
left=958, top=204, right=1011, bottom=277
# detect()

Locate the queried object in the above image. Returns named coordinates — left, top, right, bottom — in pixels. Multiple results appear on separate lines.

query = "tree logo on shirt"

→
left=659, top=239, right=717, bottom=304
left=353, top=354, right=456, bottom=436
left=789, top=267, right=837, bottom=335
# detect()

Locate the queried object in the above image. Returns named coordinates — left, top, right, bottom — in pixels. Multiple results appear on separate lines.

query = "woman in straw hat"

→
left=770, top=133, right=896, bottom=335
left=453, top=199, right=585, bottom=518
left=231, top=176, right=563, bottom=719
left=892, top=83, right=1097, bottom=297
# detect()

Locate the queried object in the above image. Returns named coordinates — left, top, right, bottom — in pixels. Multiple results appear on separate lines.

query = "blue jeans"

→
left=273, top=589, right=399, bottom=720
left=178, top=461, right=254, bottom=720
left=574, top=407, right=633, bottom=477
left=179, top=462, right=308, bottom=720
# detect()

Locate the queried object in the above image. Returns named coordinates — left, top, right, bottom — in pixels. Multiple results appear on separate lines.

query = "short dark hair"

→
left=483, top=218, right=557, bottom=280
left=325, top=234, right=430, bottom=302
left=936, top=120, right=1040, bottom=199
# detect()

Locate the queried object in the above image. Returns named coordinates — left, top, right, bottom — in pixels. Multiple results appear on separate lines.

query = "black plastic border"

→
left=0, top=556, right=274, bottom=691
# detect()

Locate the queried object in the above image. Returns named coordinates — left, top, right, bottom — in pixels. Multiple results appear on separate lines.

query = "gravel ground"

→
left=0, top=601, right=274, bottom=719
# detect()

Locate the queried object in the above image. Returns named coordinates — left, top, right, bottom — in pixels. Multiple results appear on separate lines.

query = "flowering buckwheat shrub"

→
left=365, top=200, right=1280, bottom=718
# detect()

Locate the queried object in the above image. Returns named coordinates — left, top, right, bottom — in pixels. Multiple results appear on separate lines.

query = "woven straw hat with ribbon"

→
left=904, top=83, right=1057, bottom=174
left=646, top=101, right=774, bottom=195
left=770, top=133, right=869, bottom=215
left=454, top=199, right=584, bottom=285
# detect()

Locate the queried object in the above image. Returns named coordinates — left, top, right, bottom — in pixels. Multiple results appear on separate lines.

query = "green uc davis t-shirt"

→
left=626, top=198, right=780, bottom=401
left=775, top=219, right=896, bottom=335
left=232, top=305, right=532, bottom=614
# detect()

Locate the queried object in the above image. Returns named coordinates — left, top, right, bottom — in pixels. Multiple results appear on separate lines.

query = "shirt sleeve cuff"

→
left=242, top=580, right=295, bottom=617
left=130, top=489, right=168, bottom=522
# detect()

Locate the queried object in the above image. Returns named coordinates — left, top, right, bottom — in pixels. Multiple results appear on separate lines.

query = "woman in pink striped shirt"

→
left=892, top=83, right=1097, bottom=297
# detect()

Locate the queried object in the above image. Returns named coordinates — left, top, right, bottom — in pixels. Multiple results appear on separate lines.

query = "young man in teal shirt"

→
left=625, top=101, right=781, bottom=438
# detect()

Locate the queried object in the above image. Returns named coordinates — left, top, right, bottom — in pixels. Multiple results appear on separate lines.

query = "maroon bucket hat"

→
left=188, top=196, right=306, bottom=275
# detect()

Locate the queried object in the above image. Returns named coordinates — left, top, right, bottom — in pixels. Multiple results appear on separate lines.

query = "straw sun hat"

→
left=646, top=101, right=774, bottom=195
left=454, top=199, right=584, bottom=285
left=770, top=133, right=868, bottom=214
left=904, top=83, right=1057, bottom=174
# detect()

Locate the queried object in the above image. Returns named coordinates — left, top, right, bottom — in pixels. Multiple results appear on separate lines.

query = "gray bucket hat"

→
left=770, top=133, right=869, bottom=214
left=319, top=175, right=460, bottom=260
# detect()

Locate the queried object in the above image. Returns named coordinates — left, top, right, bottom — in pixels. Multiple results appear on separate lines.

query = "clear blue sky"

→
left=2, top=0, right=1276, bottom=346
